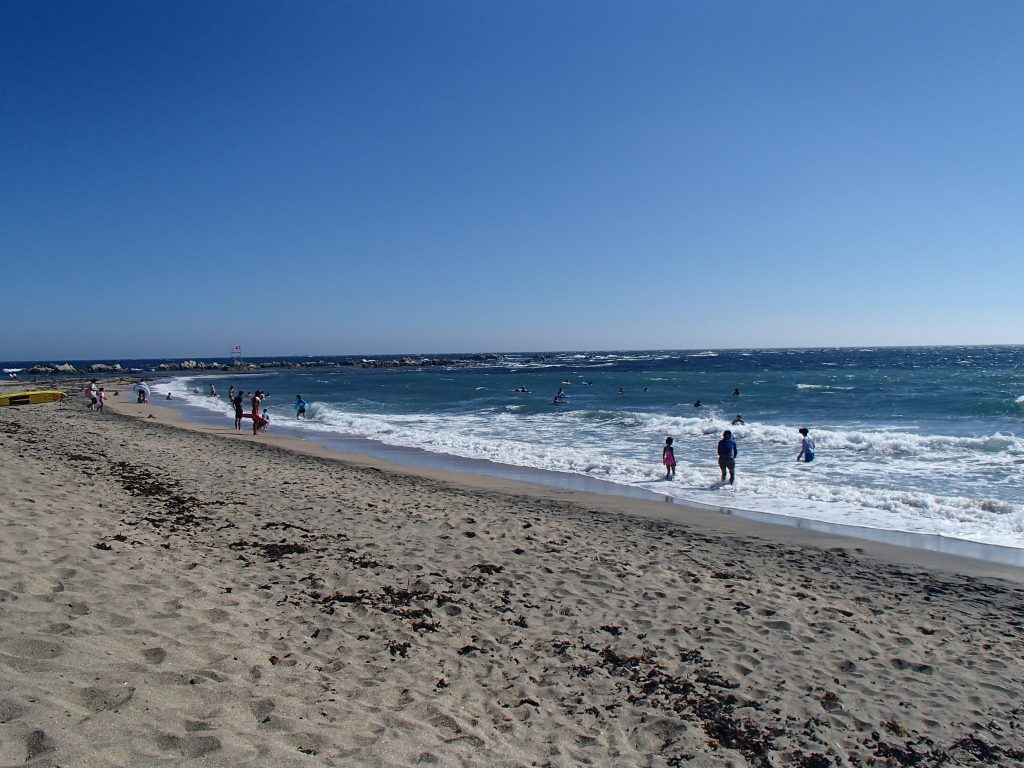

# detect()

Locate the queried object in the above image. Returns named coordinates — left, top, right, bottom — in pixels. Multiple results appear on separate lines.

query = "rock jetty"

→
left=24, top=354, right=505, bottom=376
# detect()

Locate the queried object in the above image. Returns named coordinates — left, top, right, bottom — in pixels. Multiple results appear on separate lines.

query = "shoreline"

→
left=134, top=380, right=1024, bottom=572
left=2, top=390, right=1023, bottom=764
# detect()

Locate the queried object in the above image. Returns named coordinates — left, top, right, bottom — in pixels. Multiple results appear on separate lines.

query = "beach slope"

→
left=1, top=398, right=1022, bottom=766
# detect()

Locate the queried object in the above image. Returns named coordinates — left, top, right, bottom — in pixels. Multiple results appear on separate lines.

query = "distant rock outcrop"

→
left=21, top=353, right=507, bottom=376
left=154, top=360, right=223, bottom=371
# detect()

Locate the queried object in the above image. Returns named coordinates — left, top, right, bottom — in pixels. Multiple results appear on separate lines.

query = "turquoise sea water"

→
left=151, top=346, right=1024, bottom=554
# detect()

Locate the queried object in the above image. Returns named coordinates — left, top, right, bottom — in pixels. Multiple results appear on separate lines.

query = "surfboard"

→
left=0, top=390, right=65, bottom=407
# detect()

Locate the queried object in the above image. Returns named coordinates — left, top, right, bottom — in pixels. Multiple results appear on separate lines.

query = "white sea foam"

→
left=162, top=374, right=1024, bottom=550
left=291, top=402, right=1023, bottom=547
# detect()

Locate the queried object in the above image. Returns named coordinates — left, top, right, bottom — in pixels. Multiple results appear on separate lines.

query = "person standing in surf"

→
left=662, top=437, right=676, bottom=479
left=250, top=390, right=262, bottom=435
left=717, top=430, right=738, bottom=484
left=232, top=391, right=245, bottom=431
left=797, top=427, right=815, bottom=462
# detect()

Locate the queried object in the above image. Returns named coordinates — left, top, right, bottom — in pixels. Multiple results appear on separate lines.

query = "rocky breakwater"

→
left=25, top=363, right=125, bottom=375
left=153, top=360, right=223, bottom=371
left=356, top=354, right=503, bottom=368
left=23, top=354, right=506, bottom=376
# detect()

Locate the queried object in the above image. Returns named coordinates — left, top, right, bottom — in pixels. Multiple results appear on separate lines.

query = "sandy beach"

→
left=0, top=385, right=1022, bottom=767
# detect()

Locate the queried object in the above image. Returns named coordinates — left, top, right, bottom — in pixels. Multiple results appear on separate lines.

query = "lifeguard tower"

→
left=230, top=345, right=243, bottom=368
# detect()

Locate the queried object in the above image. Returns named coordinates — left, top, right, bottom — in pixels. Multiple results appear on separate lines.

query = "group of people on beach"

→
left=227, top=389, right=270, bottom=434
left=220, top=386, right=307, bottom=434
left=83, top=379, right=106, bottom=412
left=662, top=427, right=815, bottom=485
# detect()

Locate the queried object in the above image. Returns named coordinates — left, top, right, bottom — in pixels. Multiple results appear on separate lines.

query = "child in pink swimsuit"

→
left=662, top=437, right=676, bottom=479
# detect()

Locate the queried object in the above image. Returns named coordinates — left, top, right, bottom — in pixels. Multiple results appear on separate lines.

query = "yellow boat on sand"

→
left=0, top=390, right=66, bottom=407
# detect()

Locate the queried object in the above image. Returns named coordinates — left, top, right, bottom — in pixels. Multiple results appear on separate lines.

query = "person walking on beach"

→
left=797, top=427, right=815, bottom=463
left=662, top=437, right=676, bottom=479
left=87, top=379, right=99, bottom=412
left=717, top=429, right=738, bottom=484
left=232, top=391, right=245, bottom=431
left=97, top=387, right=106, bottom=413
left=295, top=395, right=307, bottom=419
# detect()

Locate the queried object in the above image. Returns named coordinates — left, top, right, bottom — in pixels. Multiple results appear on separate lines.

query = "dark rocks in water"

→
left=20, top=354, right=506, bottom=375
left=153, top=360, right=223, bottom=371
left=27, top=363, right=77, bottom=374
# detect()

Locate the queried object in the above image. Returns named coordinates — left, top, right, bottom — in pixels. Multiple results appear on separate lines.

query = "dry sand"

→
left=0, top=384, right=1022, bottom=767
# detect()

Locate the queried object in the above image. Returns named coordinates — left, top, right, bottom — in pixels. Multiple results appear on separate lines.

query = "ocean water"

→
left=153, top=346, right=1024, bottom=553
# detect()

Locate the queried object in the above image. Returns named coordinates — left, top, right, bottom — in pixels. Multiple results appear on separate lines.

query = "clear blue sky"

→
left=2, top=1, right=1022, bottom=360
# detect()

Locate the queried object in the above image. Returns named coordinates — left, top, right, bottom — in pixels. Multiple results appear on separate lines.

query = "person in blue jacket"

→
left=717, top=429, right=738, bottom=484
left=295, top=395, right=308, bottom=419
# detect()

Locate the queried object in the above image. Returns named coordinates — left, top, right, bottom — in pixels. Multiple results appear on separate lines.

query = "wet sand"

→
left=0, top=386, right=1022, bottom=766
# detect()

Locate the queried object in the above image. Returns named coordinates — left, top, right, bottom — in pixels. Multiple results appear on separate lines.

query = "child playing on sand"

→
left=97, top=387, right=105, bottom=413
left=662, top=437, right=676, bottom=479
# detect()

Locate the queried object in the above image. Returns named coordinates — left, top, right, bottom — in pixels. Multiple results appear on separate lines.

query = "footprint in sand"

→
left=142, top=647, right=167, bottom=664
left=73, top=685, right=136, bottom=713
left=890, top=658, right=934, bottom=674
left=250, top=698, right=275, bottom=723
left=0, top=697, right=26, bottom=723
left=42, top=622, right=73, bottom=635
left=153, top=733, right=222, bottom=759
left=0, top=637, right=64, bottom=660
left=0, top=727, right=54, bottom=763
left=0, top=638, right=65, bottom=673
left=24, top=729, right=55, bottom=761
